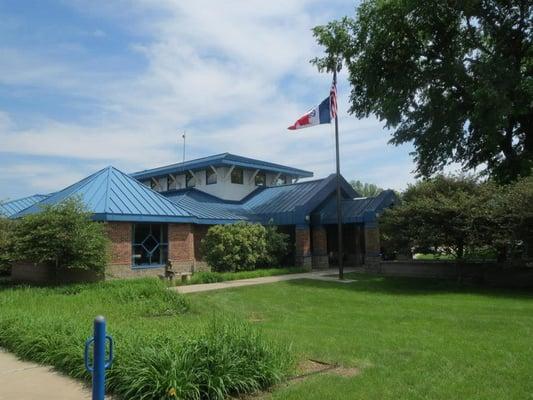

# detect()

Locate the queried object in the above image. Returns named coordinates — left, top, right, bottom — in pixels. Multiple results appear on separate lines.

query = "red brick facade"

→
left=168, top=223, right=195, bottom=272
left=312, top=226, right=327, bottom=255
left=295, top=226, right=312, bottom=269
left=311, top=225, right=329, bottom=268
left=103, top=221, right=378, bottom=278
left=105, top=222, right=132, bottom=266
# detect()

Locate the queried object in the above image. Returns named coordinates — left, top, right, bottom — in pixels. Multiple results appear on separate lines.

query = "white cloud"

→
left=0, top=0, right=418, bottom=195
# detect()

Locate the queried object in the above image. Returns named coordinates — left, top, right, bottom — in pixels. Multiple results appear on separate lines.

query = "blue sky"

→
left=0, top=0, right=417, bottom=200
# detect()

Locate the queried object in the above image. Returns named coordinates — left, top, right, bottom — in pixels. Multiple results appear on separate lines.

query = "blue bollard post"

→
left=85, top=316, right=113, bottom=400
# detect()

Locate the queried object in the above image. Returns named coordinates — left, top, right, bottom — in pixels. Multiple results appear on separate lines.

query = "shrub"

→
left=0, top=216, right=14, bottom=275
left=12, top=198, right=109, bottom=273
left=259, top=224, right=290, bottom=268
left=201, top=223, right=290, bottom=272
left=201, top=223, right=268, bottom=272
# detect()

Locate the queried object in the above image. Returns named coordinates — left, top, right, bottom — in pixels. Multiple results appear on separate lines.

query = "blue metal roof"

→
left=159, top=174, right=360, bottom=225
left=315, top=190, right=398, bottom=225
left=0, top=194, right=50, bottom=217
left=130, top=153, right=314, bottom=180
left=241, top=174, right=358, bottom=225
left=166, top=189, right=250, bottom=223
left=14, top=167, right=195, bottom=223
left=7, top=164, right=393, bottom=226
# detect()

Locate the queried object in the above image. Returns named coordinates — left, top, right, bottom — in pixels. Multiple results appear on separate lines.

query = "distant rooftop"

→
left=130, top=153, right=314, bottom=181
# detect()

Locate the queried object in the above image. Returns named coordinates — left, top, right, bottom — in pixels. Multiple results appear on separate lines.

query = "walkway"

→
left=0, top=349, right=91, bottom=400
left=172, top=268, right=359, bottom=294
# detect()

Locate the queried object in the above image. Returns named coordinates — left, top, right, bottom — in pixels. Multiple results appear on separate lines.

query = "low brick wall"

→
left=12, top=262, right=102, bottom=284
left=368, top=260, right=533, bottom=288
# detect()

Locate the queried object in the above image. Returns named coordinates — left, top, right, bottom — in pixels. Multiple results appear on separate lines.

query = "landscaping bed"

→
left=1, top=274, right=532, bottom=399
left=0, top=279, right=292, bottom=399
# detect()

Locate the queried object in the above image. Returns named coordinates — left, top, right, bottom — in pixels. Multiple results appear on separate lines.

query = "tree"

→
left=350, top=180, right=383, bottom=197
left=380, top=174, right=533, bottom=261
left=0, top=216, right=14, bottom=275
left=380, top=175, right=483, bottom=258
left=12, top=198, right=109, bottom=272
left=313, top=0, right=533, bottom=182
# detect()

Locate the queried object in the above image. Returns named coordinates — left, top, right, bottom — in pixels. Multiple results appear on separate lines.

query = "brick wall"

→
left=168, top=223, right=195, bottom=273
left=295, top=226, right=312, bottom=270
left=311, top=225, right=329, bottom=268
left=105, top=222, right=132, bottom=266
left=12, top=262, right=101, bottom=284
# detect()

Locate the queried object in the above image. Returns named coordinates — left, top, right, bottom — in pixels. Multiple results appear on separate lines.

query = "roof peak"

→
left=129, top=152, right=313, bottom=180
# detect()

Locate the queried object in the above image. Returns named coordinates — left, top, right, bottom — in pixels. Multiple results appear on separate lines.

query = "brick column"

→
left=295, top=225, right=312, bottom=270
left=354, top=225, right=364, bottom=265
left=169, top=223, right=195, bottom=273
left=364, top=221, right=381, bottom=270
left=105, top=222, right=133, bottom=278
left=311, top=225, right=329, bottom=269
left=106, top=222, right=132, bottom=266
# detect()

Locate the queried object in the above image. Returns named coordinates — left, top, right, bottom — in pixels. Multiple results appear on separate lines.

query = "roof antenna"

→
left=181, top=130, right=186, bottom=163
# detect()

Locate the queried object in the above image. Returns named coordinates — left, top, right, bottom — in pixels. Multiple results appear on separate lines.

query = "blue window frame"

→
left=132, top=223, right=168, bottom=267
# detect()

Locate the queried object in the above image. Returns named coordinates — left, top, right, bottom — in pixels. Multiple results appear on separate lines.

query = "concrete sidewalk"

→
left=0, top=349, right=91, bottom=400
left=172, top=268, right=359, bottom=294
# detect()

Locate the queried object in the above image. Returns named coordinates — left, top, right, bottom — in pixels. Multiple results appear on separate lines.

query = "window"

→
left=132, top=223, right=168, bottom=267
left=186, top=171, right=196, bottom=188
left=276, top=175, right=287, bottom=185
left=231, top=167, right=243, bottom=184
left=255, top=171, right=266, bottom=186
left=150, top=179, right=158, bottom=190
left=206, top=168, right=217, bottom=185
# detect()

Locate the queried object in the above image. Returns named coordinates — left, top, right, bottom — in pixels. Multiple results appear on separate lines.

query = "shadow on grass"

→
left=286, top=273, right=533, bottom=300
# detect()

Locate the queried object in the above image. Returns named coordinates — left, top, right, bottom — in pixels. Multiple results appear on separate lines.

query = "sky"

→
left=0, top=0, right=418, bottom=200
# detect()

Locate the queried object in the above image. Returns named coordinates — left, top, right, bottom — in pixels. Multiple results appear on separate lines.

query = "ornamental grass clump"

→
left=108, top=318, right=293, bottom=400
left=0, top=278, right=292, bottom=400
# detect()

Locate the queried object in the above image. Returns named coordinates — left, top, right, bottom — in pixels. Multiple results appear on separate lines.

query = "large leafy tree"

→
left=313, top=0, right=533, bottom=182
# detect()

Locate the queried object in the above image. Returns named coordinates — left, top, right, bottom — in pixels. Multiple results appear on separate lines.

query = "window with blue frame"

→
left=132, top=223, right=168, bottom=267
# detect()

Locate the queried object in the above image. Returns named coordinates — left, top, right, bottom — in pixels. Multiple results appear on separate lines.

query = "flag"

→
left=288, top=81, right=337, bottom=130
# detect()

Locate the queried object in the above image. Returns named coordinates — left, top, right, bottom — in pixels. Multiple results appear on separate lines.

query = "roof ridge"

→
left=103, top=167, right=112, bottom=213
left=130, top=153, right=230, bottom=176
left=110, top=166, right=193, bottom=216
left=46, top=167, right=109, bottom=203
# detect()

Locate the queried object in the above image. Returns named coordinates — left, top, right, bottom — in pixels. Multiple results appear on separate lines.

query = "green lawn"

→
left=1, top=274, right=532, bottom=399
left=193, top=274, right=533, bottom=399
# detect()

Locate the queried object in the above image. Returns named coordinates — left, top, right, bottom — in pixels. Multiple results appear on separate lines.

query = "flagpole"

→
left=333, top=69, right=344, bottom=280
